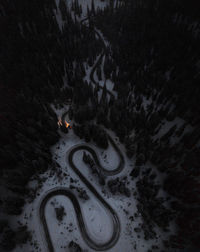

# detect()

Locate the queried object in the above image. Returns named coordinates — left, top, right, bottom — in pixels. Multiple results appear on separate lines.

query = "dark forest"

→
left=0, top=0, right=200, bottom=251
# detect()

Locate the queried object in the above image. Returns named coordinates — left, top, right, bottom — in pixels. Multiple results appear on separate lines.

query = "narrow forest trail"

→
left=81, top=15, right=115, bottom=100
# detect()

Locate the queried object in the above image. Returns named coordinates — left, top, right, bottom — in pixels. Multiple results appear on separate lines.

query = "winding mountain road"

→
left=40, top=131, right=124, bottom=251
left=39, top=13, right=122, bottom=252
left=39, top=187, right=120, bottom=251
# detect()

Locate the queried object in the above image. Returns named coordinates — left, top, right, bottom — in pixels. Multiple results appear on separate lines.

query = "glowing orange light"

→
left=65, top=121, right=70, bottom=128
left=57, top=118, right=71, bottom=129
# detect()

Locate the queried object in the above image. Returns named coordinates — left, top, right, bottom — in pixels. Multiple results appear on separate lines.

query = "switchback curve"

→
left=69, top=136, right=124, bottom=176
left=39, top=187, right=120, bottom=251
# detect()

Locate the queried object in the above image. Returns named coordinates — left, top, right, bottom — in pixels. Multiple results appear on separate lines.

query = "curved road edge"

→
left=39, top=187, right=120, bottom=251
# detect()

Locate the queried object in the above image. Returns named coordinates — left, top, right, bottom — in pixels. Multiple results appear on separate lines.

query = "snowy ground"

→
left=54, top=0, right=110, bottom=28
left=10, top=104, right=178, bottom=252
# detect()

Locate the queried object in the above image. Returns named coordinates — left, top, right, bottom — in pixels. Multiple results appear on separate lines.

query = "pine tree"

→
left=91, top=0, right=95, bottom=15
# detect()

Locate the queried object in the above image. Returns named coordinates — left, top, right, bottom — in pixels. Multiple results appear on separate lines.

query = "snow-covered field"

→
left=10, top=103, right=177, bottom=252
